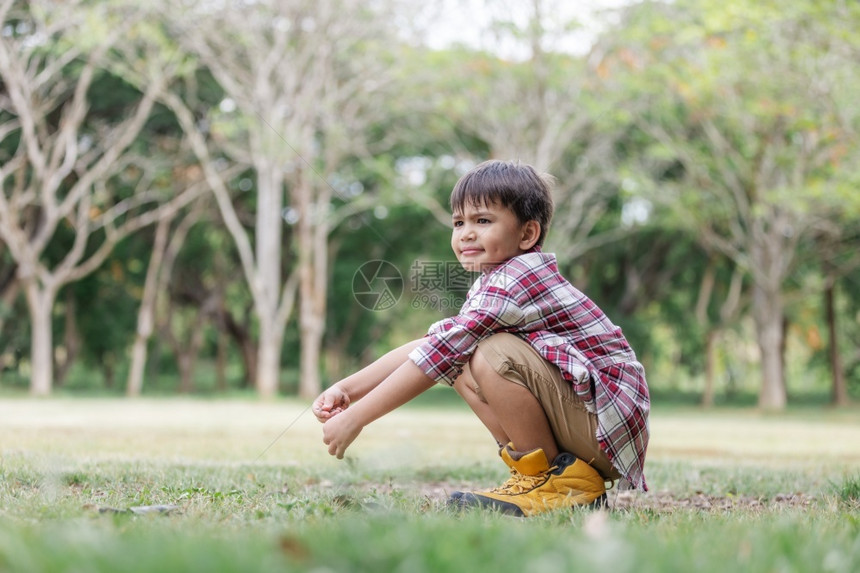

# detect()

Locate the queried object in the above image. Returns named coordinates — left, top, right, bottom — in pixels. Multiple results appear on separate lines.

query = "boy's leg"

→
left=455, top=332, right=620, bottom=478
left=472, top=333, right=620, bottom=481
left=465, top=348, right=560, bottom=461
left=452, top=368, right=509, bottom=447
left=450, top=333, right=617, bottom=516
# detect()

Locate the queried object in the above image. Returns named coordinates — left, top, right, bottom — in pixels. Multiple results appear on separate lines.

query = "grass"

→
left=1, top=395, right=859, bottom=572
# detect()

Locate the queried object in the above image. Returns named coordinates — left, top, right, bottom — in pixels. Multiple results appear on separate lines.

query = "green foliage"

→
left=836, top=474, right=860, bottom=508
left=325, top=196, right=455, bottom=379
left=66, top=269, right=136, bottom=386
left=2, top=0, right=859, bottom=402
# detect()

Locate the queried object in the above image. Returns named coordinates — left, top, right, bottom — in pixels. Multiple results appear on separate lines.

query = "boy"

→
left=313, top=160, right=649, bottom=516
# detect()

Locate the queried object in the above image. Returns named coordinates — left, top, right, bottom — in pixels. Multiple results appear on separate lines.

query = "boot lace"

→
left=489, top=465, right=556, bottom=495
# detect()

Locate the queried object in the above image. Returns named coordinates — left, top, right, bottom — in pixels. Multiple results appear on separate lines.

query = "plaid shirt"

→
left=408, top=250, right=650, bottom=490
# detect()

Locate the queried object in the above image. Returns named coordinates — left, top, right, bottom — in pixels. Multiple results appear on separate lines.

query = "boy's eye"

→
left=477, top=218, right=491, bottom=224
left=453, top=220, right=463, bottom=227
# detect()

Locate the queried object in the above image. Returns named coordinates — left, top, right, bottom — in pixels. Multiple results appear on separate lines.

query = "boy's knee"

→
left=468, top=347, right=494, bottom=380
left=454, top=360, right=492, bottom=405
left=453, top=362, right=476, bottom=395
left=470, top=337, right=533, bottom=395
left=467, top=347, right=510, bottom=397
left=460, top=336, right=525, bottom=397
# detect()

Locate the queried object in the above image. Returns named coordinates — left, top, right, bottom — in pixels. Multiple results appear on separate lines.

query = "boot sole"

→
left=449, top=491, right=608, bottom=517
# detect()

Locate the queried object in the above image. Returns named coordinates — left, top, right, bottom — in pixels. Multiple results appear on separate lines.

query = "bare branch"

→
left=158, top=89, right=260, bottom=289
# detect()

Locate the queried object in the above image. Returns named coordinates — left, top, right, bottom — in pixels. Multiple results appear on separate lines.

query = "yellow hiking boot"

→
left=450, top=445, right=607, bottom=517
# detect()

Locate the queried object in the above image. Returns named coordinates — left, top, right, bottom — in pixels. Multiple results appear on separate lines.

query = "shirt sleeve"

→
left=408, top=283, right=524, bottom=385
left=426, top=317, right=456, bottom=337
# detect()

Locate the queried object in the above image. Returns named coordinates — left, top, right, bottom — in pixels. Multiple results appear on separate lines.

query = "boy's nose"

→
left=460, top=223, right=476, bottom=236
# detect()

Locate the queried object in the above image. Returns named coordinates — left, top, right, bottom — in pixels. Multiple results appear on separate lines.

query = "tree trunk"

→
left=0, top=277, right=21, bottom=338
left=127, top=336, right=149, bottom=397
left=295, top=169, right=325, bottom=400
left=256, top=322, right=282, bottom=399
left=252, top=155, right=285, bottom=399
left=127, top=218, right=171, bottom=397
left=216, top=322, right=228, bottom=393
left=298, top=217, right=329, bottom=397
left=701, top=329, right=716, bottom=408
left=240, top=338, right=258, bottom=389
left=752, top=281, right=786, bottom=410
left=825, top=278, right=849, bottom=406
left=299, top=315, right=324, bottom=399
left=222, top=307, right=257, bottom=388
left=177, top=350, right=195, bottom=394
left=25, top=283, right=56, bottom=396
left=149, top=330, right=162, bottom=388
left=695, top=260, right=716, bottom=408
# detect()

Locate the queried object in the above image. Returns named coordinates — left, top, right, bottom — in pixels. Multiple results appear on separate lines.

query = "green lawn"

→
left=1, top=395, right=858, bottom=572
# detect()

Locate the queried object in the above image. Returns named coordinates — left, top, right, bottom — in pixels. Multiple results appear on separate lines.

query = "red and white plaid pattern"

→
left=409, top=250, right=650, bottom=490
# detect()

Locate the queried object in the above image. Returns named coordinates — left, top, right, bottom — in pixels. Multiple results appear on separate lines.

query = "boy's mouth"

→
left=459, top=247, right=483, bottom=256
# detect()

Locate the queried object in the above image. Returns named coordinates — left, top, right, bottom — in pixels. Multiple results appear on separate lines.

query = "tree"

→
left=429, top=0, right=628, bottom=264
left=605, top=0, right=860, bottom=409
left=126, top=199, right=204, bottom=396
left=0, top=0, right=199, bottom=394
left=155, top=0, right=406, bottom=398
left=807, top=217, right=860, bottom=406
left=0, top=237, right=18, bottom=340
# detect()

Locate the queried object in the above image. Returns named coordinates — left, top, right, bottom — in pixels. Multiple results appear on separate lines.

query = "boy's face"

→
left=451, top=200, right=539, bottom=273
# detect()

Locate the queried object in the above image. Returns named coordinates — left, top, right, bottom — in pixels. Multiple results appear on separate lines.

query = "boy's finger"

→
left=312, top=402, right=329, bottom=421
left=328, top=441, right=341, bottom=458
left=321, top=393, right=336, bottom=410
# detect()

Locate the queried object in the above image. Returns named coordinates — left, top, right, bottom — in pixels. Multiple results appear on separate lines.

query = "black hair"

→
left=450, top=160, right=555, bottom=246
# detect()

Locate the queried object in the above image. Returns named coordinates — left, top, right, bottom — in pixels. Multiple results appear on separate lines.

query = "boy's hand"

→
left=322, top=410, right=363, bottom=459
left=312, top=386, right=350, bottom=422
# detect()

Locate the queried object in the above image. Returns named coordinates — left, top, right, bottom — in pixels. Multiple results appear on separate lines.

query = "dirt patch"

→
left=608, top=490, right=817, bottom=512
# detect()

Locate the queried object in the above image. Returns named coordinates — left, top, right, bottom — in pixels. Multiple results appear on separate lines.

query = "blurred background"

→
left=1, top=0, right=858, bottom=411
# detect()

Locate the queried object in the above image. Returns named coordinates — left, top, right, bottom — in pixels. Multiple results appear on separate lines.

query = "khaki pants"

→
left=462, top=333, right=621, bottom=481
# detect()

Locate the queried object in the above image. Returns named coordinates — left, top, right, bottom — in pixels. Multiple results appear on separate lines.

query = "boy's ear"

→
left=519, top=220, right=541, bottom=250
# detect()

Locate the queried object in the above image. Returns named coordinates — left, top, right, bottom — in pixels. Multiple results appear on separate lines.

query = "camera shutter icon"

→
left=352, top=260, right=403, bottom=311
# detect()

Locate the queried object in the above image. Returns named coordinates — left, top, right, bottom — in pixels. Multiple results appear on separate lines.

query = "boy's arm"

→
left=313, top=338, right=425, bottom=420
left=322, top=358, right=436, bottom=459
